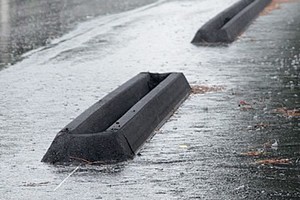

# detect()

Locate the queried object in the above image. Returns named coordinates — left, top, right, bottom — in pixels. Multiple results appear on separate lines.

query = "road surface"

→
left=0, top=0, right=299, bottom=199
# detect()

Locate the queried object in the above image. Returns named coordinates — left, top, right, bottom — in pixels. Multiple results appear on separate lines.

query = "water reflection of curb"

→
left=191, top=0, right=272, bottom=44
left=42, top=72, right=191, bottom=164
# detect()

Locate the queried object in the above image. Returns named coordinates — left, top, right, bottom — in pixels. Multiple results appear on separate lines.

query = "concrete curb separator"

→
left=42, top=72, right=191, bottom=164
left=191, top=0, right=271, bottom=44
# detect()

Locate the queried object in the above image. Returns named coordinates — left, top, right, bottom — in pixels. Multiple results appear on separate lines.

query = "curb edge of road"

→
left=41, top=72, right=191, bottom=164
left=191, top=0, right=272, bottom=44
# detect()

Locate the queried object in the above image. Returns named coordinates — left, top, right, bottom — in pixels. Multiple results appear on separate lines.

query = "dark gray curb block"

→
left=42, top=72, right=191, bottom=164
left=191, top=0, right=271, bottom=44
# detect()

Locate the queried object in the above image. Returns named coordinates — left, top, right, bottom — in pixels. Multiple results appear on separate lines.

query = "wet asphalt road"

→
left=0, top=0, right=300, bottom=199
left=0, top=0, right=157, bottom=68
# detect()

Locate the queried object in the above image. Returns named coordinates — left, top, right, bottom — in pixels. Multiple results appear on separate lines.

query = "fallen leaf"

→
left=255, top=158, right=291, bottom=165
left=274, top=107, right=300, bottom=117
left=238, top=100, right=254, bottom=110
left=239, top=105, right=254, bottom=111
left=191, top=85, right=225, bottom=94
left=239, top=100, right=251, bottom=106
left=261, top=0, right=297, bottom=16
left=286, top=109, right=300, bottom=117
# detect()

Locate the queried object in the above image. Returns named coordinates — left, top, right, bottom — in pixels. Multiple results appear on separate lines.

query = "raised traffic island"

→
left=191, top=0, right=271, bottom=44
left=42, top=72, right=191, bottom=164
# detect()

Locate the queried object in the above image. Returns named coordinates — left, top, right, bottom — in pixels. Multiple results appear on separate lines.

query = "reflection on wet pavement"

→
left=0, top=0, right=158, bottom=68
left=0, top=0, right=299, bottom=199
